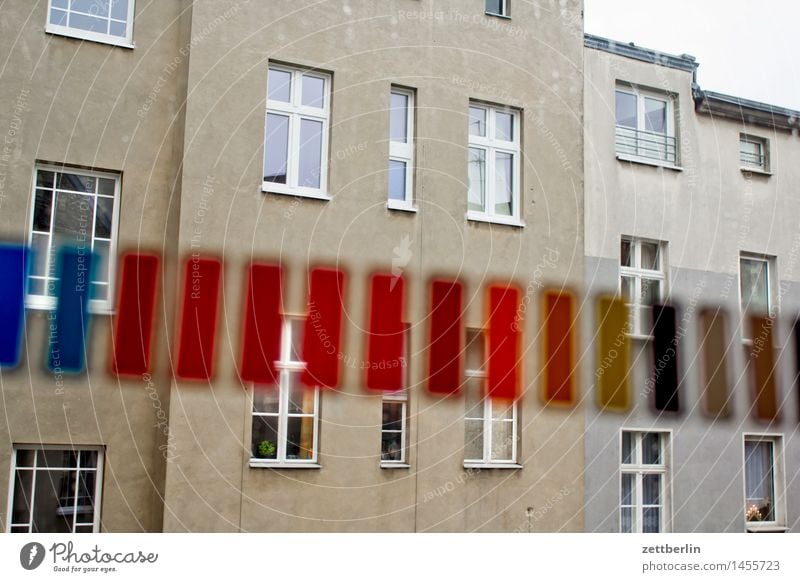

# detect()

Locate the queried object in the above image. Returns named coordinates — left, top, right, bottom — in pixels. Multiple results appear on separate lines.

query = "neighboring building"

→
left=0, top=1, right=586, bottom=533
left=584, top=34, right=800, bottom=533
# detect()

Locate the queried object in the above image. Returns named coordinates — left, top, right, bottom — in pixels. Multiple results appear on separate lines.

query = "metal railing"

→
left=740, top=149, right=766, bottom=170
left=615, top=126, right=677, bottom=165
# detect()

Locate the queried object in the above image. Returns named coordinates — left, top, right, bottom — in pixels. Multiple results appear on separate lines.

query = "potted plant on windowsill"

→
left=255, top=440, right=276, bottom=459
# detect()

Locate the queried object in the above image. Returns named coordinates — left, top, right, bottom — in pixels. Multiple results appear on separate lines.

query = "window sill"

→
left=45, top=26, right=134, bottom=49
left=484, top=12, right=512, bottom=20
left=262, top=183, right=331, bottom=201
left=380, top=462, right=411, bottom=469
left=466, top=211, right=524, bottom=228
left=740, top=167, right=772, bottom=177
left=463, top=462, right=522, bottom=470
left=746, top=525, right=788, bottom=533
left=627, top=333, right=654, bottom=342
left=616, top=154, right=683, bottom=172
left=387, top=201, right=417, bottom=213
left=249, top=460, right=321, bottom=469
left=26, top=297, right=114, bottom=315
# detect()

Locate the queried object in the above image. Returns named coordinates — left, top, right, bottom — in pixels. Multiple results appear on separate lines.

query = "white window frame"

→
left=743, top=434, right=785, bottom=530
left=263, top=64, right=331, bottom=200
left=45, top=0, right=136, bottom=49
left=620, top=236, right=667, bottom=338
left=485, top=0, right=510, bottom=17
left=463, top=329, right=519, bottom=468
left=615, top=84, right=677, bottom=165
left=250, top=317, right=321, bottom=468
left=739, top=253, right=777, bottom=340
left=466, top=102, right=522, bottom=227
left=380, top=391, right=408, bottom=467
left=387, top=86, right=416, bottom=211
left=6, top=444, right=104, bottom=533
left=619, top=429, right=671, bottom=533
left=739, top=134, right=770, bottom=173
left=26, top=163, right=122, bottom=314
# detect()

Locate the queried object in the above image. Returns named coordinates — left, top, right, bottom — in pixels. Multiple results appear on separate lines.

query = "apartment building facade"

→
left=0, top=0, right=586, bottom=533
left=583, top=34, right=800, bottom=533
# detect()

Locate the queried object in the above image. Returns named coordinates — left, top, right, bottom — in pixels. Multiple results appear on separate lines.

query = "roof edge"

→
left=693, top=89, right=800, bottom=131
left=584, top=33, right=698, bottom=73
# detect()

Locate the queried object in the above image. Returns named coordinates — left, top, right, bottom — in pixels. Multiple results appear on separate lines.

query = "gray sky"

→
left=584, top=0, right=800, bottom=110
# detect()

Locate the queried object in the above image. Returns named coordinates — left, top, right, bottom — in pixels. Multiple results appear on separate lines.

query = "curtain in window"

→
left=745, top=441, right=774, bottom=511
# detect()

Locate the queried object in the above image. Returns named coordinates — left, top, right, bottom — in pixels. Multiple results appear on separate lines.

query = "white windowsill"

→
left=616, top=154, right=683, bottom=172
left=746, top=524, right=788, bottom=533
left=26, top=296, right=114, bottom=316
left=466, top=211, right=524, bottom=228
left=249, top=460, right=321, bottom=469
left=386, top=200, right=417, bottom=213
left=740, top=167, right=772, bottom=177
left=380, top=462, right=411, bottom=469
left=627, top=333, right=653, bottom=342
left=485, top=12, right=512, bottom=20
left=45, top=25, right=135, bottom=49
left=463, top=462, right=523, bottom=470
left=262, top=183, right=331, bottom=201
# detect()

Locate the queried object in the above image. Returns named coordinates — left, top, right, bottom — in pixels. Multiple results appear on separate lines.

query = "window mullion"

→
left=483, top=398, right=492, bottom=462
left=486, top=145, right=495, bottom=215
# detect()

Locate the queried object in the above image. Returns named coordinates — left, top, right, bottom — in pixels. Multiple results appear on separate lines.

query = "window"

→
left=251, top=318, right=320, bottom=466
left=387, top=87, right=415, bottom=210
left=264, top=65, right=331, bottom=199
left=463, top=329, right=518, bottom=466
left=28, top=164, right=121, bottom=312
left=620, top=431, right=669, bottom=533
left=381, top=390, right=408, bottom=465
left=620, top=237, right=666, bottom=337
left=740, top=254, right=775, bottom=318
left=485, top=0, right=509, bottom=17
left=467, top=103, right=521, bottom=225
left=740, top=134, right=769, bottom=173
left=46, top=0, right=135, bottom=47
left=615, top=85, right=676, bottom=164
left=744, top=435, right=784, bottom=526
left=7, top=446, right=104, bottom=533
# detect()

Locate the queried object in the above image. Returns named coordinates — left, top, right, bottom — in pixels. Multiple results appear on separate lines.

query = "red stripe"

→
left=543, top=290, right=575, bottom=404
left=240, top=263, right=283, bottom=384
left=111, top=253, right=159, bottom=377
left=175, top=257, right=222, bottom=381
left=301, top=267, right=345, bottom=388
left=427, top=280, right=463, bottom=394
left=366, top=274, right=405, bottom=391
left=487, top=285, right=521, bottom=401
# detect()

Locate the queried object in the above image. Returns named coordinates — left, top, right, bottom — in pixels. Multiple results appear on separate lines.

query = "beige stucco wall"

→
left=0, top=1, right=191, bottom=532
left=163, top=0, right=586, bottom=532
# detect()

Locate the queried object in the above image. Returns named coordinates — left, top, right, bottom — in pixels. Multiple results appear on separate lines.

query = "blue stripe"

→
left=0, top=245, right=28, bottom=367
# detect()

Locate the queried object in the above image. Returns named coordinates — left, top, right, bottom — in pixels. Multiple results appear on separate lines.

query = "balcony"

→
left=615, top=126, right=677, bottom=165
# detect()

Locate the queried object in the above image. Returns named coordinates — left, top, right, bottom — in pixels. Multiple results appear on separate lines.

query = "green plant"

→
left=257, top=440, right=276, bottom=459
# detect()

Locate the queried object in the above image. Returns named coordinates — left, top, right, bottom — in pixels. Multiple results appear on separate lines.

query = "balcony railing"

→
left=740, top=150, right=766, bottom=170
left=615, top=126, right=677, bottom=165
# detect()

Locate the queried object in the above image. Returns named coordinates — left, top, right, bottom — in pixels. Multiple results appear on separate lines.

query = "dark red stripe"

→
left=543, top=290, right=575, bottom=404
left=112, top=253, right=160, bottom=377
left=240, top=263, right=283, bottom=384
left=427, top=280, right=463, bottom=395
left=175, top=257, right=222, bottom=381
left=301, top=267, right=345, bottom=388
left=487, top=285, right=521, bottom=401
left=366, top=274, right=405, bottom=391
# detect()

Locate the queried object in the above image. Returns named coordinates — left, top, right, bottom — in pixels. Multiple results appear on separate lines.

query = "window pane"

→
left=615, top=91, right=637, bottom=128
left=32, top=470, right=77, bottom=533
left=381, top=432, right=403, bottom=461
left=620, top=239, right=632, bottom=267
left=11, top=470, right=33, bottom=525
left=467, top=148, right=486, bottom=212
left=37, top=170, right=55, bottom=188
left=16, top=449, right=36, bottom=468
left=93, top=240, right=110, bottom=285
left=642, top=433, right=662, bottom=465
left=253, top=387, right=280, bottom=414
left=621, top=432, right=634, bottom=464
left=464, top=376, right=484, bottom=418
left=298, top=118, right=323, bottom=189
left=289, top=319, right=304, bottom=363
left=486, top=0, right=504, bottom=14
left=494, top=151, right=513, bottom=216
left=33, top=190, right=53, bottom=232
left=111, top=0, right=129, bottom=20
left=95, top=196, right=114, bottom=239
left=640, top=278, right=660, bottom=306
left=740, top=258, right=769, bottom=314
left=388, top=160, right=407, bottom=201
left=382, top=402, right=403, bottom=431
left=621, top=472, right=634, bottom=505
left=744, top=440, right=775, bottom=522
left=621, top=507, right=633, bottom=533
left=390, top=92, right=409, bottom=143
left=642, top=507, right=660, bottom=533
left=30, top=235, right=50, bottom=280
left=301, top=75, right=325, bottom=108
left=465, top=330, right=485, bottom=373
left=491, top=400, right=513, bottom=420
left=469, top=106, right=486, bottom=137
left=288, top=374, right=315, bottom=414
left=267, top=69, right=291, bottom=102
left=109, top=20, right=126, bottom=37
left=53, top=192, right=94, bottom=248
left=621, top=276, right=635, bottom=302
left=97, top=178, right=115, bottom=196
left=464, top=419, right=484, bottom=460
left=264, top=113, right=289, bottom=184
left=50, top=8, right=67, bottom=25
left=490, top=420, right=513, bottom=460
left=68, top=13, right=109, bottom=34
left=495, top=111, right=514, bottom=141
left=286, top=416, right=315, bottom=460
left=78, top=450, right=98, bottom=469
left=57, top=172, right=95, bottom=193
left=644, top=98, right=667, bottom=134
left=39, top=449, right=78, bottom=469
left=72, top=0, right=110, bottom=16
left=251, top=416, right=279, bottom=459
left=643, top=474, right=661, bottom=505
left=640, top=242, right=659, bottom=270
